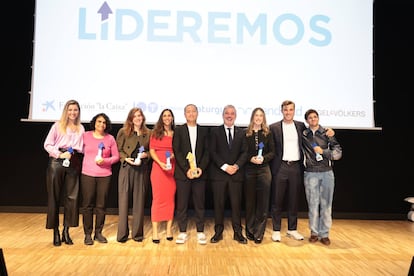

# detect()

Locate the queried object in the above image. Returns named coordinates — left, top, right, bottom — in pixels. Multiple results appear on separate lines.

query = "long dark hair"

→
left=152, top=109, right=175, bottom=139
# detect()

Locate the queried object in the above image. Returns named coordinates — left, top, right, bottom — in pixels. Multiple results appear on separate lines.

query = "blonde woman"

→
left=244, top=107, right=275, bottom=243
left=44, top=99, right=85, bottom=246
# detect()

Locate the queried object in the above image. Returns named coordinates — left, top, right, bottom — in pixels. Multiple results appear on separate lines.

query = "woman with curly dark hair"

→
left=80, top=113, right=119, bottom=245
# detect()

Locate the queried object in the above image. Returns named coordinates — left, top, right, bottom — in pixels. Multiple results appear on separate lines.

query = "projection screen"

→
left=28, top=0, right=374, bottom=128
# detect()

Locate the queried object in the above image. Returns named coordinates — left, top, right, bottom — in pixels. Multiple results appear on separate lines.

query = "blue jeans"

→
left=304, top=170, right=335, bottom=238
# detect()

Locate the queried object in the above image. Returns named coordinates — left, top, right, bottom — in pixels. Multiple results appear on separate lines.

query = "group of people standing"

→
left=43, top=99, right=342, bottom=247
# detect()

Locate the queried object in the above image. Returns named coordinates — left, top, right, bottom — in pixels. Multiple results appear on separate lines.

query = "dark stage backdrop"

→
left=2, top=1, right=410, bottom=219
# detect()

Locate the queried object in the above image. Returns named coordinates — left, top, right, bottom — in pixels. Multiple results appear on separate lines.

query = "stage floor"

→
left=1, top=213, right=413, bottom=275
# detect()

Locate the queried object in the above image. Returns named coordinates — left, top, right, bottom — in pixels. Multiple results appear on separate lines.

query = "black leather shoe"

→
left=152, top=239, right=160, bottom=244
left=62, top=227, right=73, bottom=245
left=233, top=232, right=247, bottom=244
left=133, top=237, right=143, bottom=242
left=210, top=233, right=223, bottom=243
left=246, top=232, right=254, bottom=241
left=166, top=236, right=173, bottom=241
left=254, top=237, right=263, bottom=244
left=84, top=234, right=94, bottom=245
left=94, top=233, right=108, bottom=243
left=53, top=229, right=61, bottom=246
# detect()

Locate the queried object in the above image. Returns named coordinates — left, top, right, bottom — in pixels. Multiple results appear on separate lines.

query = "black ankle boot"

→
left=53, top=228, right=61, bottom=246
left=94, top=232, right=108, bottom=243
left=62, top=226, right=74, bottom=245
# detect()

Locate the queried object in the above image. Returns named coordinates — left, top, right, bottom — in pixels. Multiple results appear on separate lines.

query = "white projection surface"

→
left=29, top=0, right=374, bottom=128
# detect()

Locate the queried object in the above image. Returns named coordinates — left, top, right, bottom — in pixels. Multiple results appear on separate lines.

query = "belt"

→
left=282, top=160, right=299, bottom=165
left=59, top=148, right=79, bottom=154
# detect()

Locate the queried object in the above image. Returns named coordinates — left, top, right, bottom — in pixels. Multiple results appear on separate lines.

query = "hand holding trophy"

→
left=186, top=152, right=200, bottom=179
left=95, top=142, right=104, bottom=162
left=257, top=142, right=264, bottom=162
left=165, top=151, right=172, bottom=170
left=312, top=142, right=323, bottom=161
left=63, top=147, right=73, bottom=167
left=134, top=145, right=145, bottom=165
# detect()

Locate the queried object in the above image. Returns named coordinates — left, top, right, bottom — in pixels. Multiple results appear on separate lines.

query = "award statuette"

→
left=186, top=152, right=199, bottom=177
left=63, top=147, right=73, bottom=168
left=95, top=142, right=104, bottom=161
left=165, top=151, right=172, bottom=170
left=312, top=142, right=323, bottom=161
left=134, top=146, right=145, bottom=165
left=257, top=142, right=264, bottom=161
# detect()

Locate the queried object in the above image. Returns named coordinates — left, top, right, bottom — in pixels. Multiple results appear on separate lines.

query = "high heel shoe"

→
left=62, top=226, right=74, bottom=245
left=152, top=238, right=160, bottom=244
left=53, top=228, right=61, bottom=246
left=166, top=236, right=173, bottom=241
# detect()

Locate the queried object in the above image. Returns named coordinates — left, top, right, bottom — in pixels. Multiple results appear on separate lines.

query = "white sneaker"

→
left=271, top=231, right=281, bottom=242
left=176, top=232, right=188, bottom=244
left=197, top=232, right=207, bottom=245
left=286, top=230, right=304, bottom=240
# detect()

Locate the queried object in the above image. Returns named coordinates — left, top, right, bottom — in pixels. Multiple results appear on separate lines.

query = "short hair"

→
left=222, top=104, right=236, bottom=116
left=184, top=104, right=198, bottom=113
left=281, top=100, right=295, bottom=110
left=304, top=109, right=319, bottom=120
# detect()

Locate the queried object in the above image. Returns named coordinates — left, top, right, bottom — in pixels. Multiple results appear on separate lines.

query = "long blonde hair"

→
left=245, top=107, right=270, bottom=137
left=58, top=99, right=82, bottom=134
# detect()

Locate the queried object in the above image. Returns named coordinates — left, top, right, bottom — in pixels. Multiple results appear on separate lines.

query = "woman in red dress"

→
left=149, top=109, right=176, bottom=243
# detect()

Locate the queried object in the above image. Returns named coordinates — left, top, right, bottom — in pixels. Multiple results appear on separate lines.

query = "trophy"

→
left=62, top=147, right=73, bottom=167
left=257, top=142, right=264, bottom=161
left=312, top=142, right=323, bottom=161
left=186, top=152, right=199, bottom=177
left=95, top=142, right=104, bottom=161
left=165, top=151, right=172, bottom=170
left=134, top=146, right=145, bottom=165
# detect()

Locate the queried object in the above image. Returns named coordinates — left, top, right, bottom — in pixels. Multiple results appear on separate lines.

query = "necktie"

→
left=228, top=128, right=233, bottom=149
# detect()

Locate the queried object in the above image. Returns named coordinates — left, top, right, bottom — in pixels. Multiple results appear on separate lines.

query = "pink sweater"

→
left=81, top=131, right=120, bottom=177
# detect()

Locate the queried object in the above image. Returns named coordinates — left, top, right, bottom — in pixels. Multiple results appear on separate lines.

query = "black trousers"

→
left=271, top=162, right=302, bottom=231
left=80, top=174, right=111, bottom=235
left=45, top=158, right=80, bottom=229
left=211, top=179, right=243, bottom=234
left=244, top=165, right=271, bottom=239
left=175, top=178, right=206, bottom=232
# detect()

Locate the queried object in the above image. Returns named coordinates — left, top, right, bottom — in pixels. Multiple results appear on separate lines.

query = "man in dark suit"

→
left=269, top=100, right=306, bottom=242
left=173, top=104, right=210, bottom=244
left=269, top=100, right=334, bottom=242
left=209, top=105, right=249, bottom=244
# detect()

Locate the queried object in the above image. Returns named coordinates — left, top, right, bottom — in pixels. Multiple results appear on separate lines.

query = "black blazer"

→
left=269, top=120, right=306, bottom=176
left=208, top=125, right=248, bottom=182
left=172, top=123, right=209, bottom=181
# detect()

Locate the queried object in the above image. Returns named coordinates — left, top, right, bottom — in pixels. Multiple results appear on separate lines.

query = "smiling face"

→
left=222, top=106, right=236, bottom=127
left=282, top=103, right=295, bottom=123
left=162, top=110, right=174, bottom=129
left=66, top=104, right=80, bottom=123
left=253, top=109, right=264, bottom=128
left=184, top=104, right=198, bottom=126
left=94, top=115, right=107, bottom=134
left=305, top=111, right=319, bottom=128
left=132, top=110, right=143, bottom=128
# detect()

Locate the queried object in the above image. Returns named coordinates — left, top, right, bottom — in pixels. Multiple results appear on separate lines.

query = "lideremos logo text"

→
left=78, top=1, right=332, bottom=47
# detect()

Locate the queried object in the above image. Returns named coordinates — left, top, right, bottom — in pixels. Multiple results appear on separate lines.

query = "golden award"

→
left=186, top=152, right=199, bottom=177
